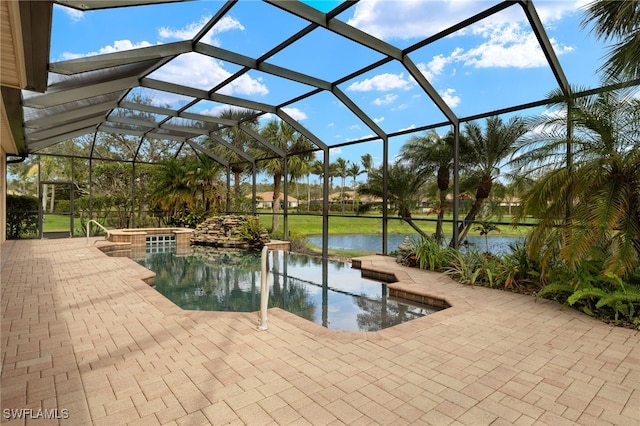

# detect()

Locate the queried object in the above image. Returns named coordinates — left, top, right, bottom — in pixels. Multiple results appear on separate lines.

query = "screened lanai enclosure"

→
left=6, top=0, right=639, bottom=256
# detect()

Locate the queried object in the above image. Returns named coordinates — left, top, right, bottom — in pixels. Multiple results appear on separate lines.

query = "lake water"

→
left=308, top=234, right=523, bottom=255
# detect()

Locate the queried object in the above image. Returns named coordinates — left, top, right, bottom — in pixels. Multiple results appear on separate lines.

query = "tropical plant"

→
left=400, top=130, right=472, bottom=242
left=538, top=254, right=640, bottom=327
left=581, top=0, right=640, bottom=81
left=445, top=249, right=501, bottom=287
left=358, top=162, right=429, bottom=237
left=347, top=162, right=363, bottom=212
left=239, top=216, right=268, bottom=246
left=567, top=273, right=640, bottom=326
left=252, top=119, right=315, bottom=232
left=333, top=157, right=349, bottom=214
left=361, top=153, right=373, bottom=182
left=497, top=240, right=544, bottom=293
left=150, top=156, right=223, bottom=223
left=409, top=236, right=456, bottom=271
left=514, top=88, right=640, bottom=278
left=473, top=221, right=501, bottom=253
left=453, top=116, right=528, bottom=247
left=211, top=108, right=259, bottom=208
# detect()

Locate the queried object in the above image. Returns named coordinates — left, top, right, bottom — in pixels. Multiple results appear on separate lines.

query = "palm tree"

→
left=252, top=120, right=314, bottom=232
left=399, top=130, right=471, bottom=242
left=361, top=153, right=373, bottom=182
left=358, top=162, right=429, bottom=238
left=310, top=159, right=324, bottom=208
left=347, top=162, right=363, bottom=212
left=581, top=0, right=640, bottom=81
left=454, top=116, right=528, bottom=247
left=150, top=155, right=223, bottom=223
left=151, top=159, right=197, bottom=219
left=211, top=108, right=259, bottom=209
left=333, top=157, right=349, bottom=214
left=513, top=88, right=640, bottom=277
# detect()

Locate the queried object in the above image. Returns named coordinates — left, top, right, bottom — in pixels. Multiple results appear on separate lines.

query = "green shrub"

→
left=270, top=230, right=309, bottom=252
left=239, top=216, right=267, bottom=245
left=537, top=251, right=640, bottom=327
left=445, top=249, right=502, bottom=287
left=6, top=194, right=39, bottom=239
left=409, top=236, right=456, bottom=271
left=54, top=199, right=70, bottom=214
left=496, top=240, right=544, bottom=293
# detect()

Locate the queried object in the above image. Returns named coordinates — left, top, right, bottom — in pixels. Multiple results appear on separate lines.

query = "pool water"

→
left=137, top=246, right=443, bottom=332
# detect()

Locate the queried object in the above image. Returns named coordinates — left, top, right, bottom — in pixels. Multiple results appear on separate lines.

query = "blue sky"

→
left=50, top=0, right=608, bottom=173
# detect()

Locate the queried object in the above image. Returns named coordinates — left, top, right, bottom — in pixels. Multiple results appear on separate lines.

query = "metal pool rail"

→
left=86, top=220, right=110, bottom=245
left=257, top=245, right=270, bottom=331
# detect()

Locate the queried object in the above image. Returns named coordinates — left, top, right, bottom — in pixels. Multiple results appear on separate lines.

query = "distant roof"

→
left=251, top=191, right=299, bottom=202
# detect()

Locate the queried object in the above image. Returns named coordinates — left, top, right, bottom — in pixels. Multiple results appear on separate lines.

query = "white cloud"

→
left=397, top=124, right=416, bottom=132
left=373, top=116, right=384, bottom=123
left=347, top=0, right=487, bottom=40
left=327, top=122, right=335, bottom=127
left=411, top=21, right=574, bottom=74
left=461, top=22, right=574, bottom=69
left=440, top=88, right=461, bottom=108
left=159, top=15, right=244, bottom=46
left=347, top=0, right=586, bottom=41
left=281, top=107, right=307, bottom=121
left=347, top=1, right=578, bottom=73
left=61, top=14, right=266, bottom=99
left=258, top=113, right=275, bottom=123
left=149, top=52, right=268, bottom=96
left=417, top=48, right=463, bottom=80
left=373, top=93, right=398, bottom=106
left=60, top=40, right=154, bottom=60
left=344, top=134, right=377, bottom=143
left=61, top=6, right=84, bottom=22
left=349, top=124, right=361, bottom=130
left=347, top=73, right=412, bottom=92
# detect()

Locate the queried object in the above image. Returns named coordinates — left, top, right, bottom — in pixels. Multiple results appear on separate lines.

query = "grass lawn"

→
left=42, top=214, right=73, bottom=232
left=256, top=212, right=532, bottom=239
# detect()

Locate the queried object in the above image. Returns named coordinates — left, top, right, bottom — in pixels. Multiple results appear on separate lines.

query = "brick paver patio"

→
left=1, top=238, right=638, bottom=425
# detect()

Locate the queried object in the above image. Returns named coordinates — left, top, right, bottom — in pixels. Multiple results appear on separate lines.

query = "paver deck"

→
left=1, top=238, right=639, bottom=425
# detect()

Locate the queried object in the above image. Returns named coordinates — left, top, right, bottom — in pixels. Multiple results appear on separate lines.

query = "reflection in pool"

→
left=137, top=246, right=443, bottom=332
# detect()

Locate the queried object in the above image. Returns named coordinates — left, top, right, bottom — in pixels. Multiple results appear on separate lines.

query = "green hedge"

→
left=6, top=194, right=39, bottom=239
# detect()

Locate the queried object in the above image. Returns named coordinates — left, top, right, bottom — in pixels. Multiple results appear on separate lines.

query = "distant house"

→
left=322, top=191, right=382, bottom=204
left=499, top=196, right=521, bottom=214
left=249, top=192, right=299, bottom=209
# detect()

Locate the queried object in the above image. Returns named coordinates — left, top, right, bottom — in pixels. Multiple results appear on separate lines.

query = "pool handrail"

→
left=86, top=220, right=110, bottom=245
left=257, top=245, right=270, bottom=330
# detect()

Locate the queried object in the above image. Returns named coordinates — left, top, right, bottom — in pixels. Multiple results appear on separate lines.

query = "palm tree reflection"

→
left=138, top=248, right=440, bottom=330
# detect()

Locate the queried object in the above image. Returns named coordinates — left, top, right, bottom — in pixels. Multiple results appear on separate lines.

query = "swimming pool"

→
left=137, top=246, right=443, bottom=331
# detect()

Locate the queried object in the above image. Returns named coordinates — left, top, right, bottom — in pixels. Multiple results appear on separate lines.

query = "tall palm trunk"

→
left=49, top=185, right=55, bottom=213
left=435, top=166, right=449, bottom=242
left=41, top=183, right=48, bottom=212
left=307, top=174, right=311, bottom=212
left=272, top=175, right=282, bottom=232
left=232, top=168, right=242, bottom=208
left=399, top=207, right=429, bottom=238
left=454, top=176, right=492, bottom=246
